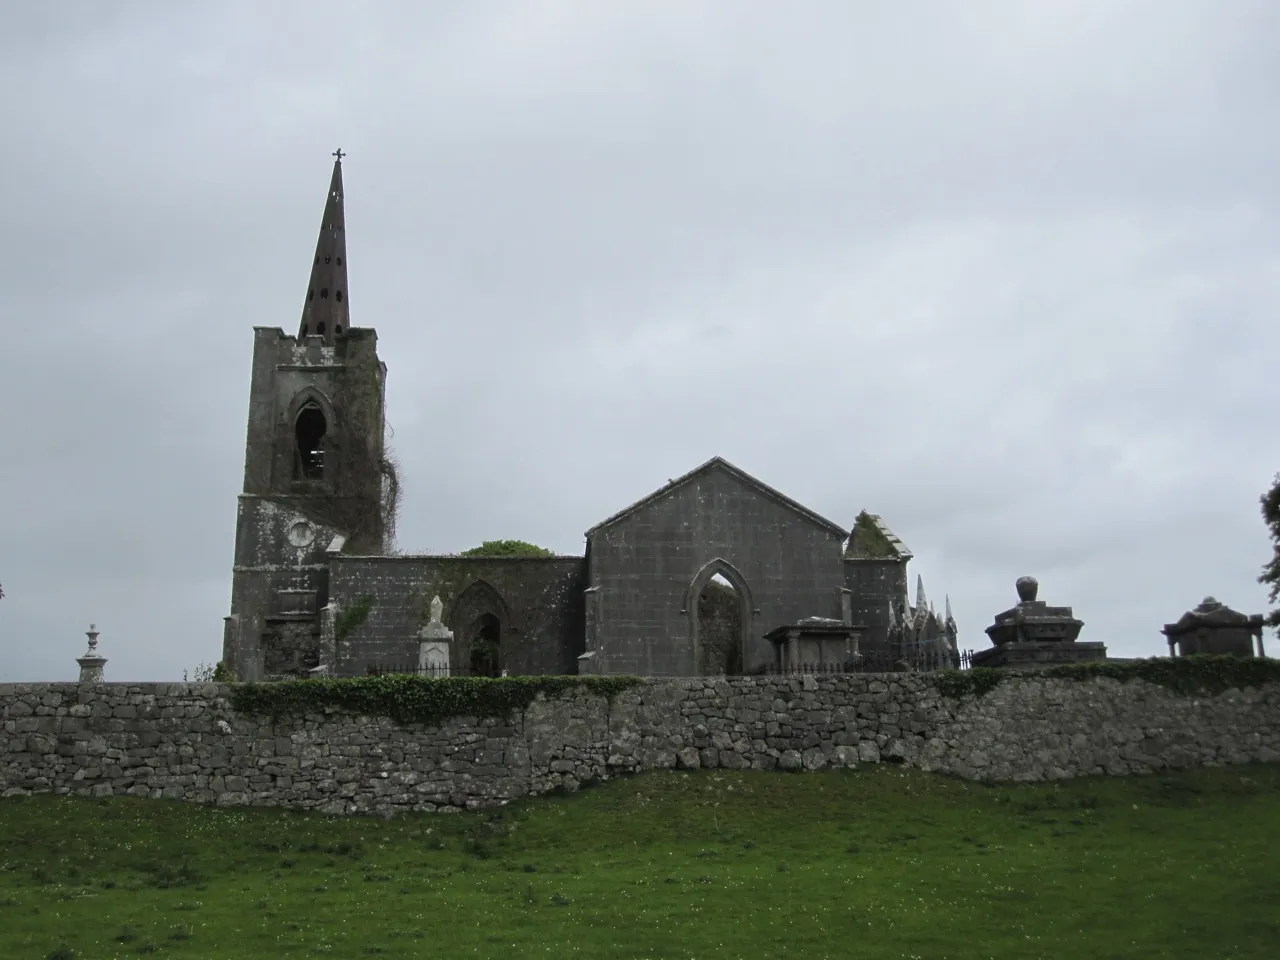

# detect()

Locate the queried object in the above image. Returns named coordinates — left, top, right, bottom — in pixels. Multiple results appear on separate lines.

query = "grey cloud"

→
left=2, top=1, right=1278, bottom=680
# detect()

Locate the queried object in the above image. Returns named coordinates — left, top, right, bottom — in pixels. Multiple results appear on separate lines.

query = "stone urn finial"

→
left=1015, top=576, right=1039, bottom=604
left=77, top=623, right=107, bottom=683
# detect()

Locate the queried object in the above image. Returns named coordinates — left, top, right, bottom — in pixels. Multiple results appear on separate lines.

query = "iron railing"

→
left=363, top=648, right=976, bottom=679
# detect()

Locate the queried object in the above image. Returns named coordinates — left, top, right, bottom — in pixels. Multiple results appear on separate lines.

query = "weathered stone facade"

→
left=222, top=158, right=958, bottom=681
left=3, top=676, right=1277, bottom=816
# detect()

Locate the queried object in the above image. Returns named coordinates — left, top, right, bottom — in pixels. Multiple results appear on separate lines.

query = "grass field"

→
left=1, top=763, right=1278, bottom=959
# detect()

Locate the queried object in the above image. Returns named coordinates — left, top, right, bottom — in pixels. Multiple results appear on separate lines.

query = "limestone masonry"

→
left=3, top=675, right=1277, bottom=816
left=221, top=155, right=960, bottom=681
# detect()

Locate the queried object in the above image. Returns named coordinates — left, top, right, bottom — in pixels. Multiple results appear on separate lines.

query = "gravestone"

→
left=417, top=596, right=453, bottom=677
left=76, top=624, right=107, bottom=683
left=972, top=576, right=1106, bottom=669
left=1162, top=598, right=1265, bottom=658
left=765, top=617, right=865, bottom=672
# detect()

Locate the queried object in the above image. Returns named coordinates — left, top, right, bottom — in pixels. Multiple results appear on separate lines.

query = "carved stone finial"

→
left=1015, top=576, right=1039, bottom=604
left=429, top=595, right=443, bottom=624
left=77, top=623, right=107, bottom=683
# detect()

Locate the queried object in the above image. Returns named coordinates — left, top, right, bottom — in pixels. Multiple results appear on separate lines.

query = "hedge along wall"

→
left=1, top=663, right=1279, bottom=816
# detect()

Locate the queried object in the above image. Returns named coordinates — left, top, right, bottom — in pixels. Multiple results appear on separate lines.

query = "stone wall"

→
left=2, top=675, right=1277, bottom=816
left=586, top=462, right=850, bottom=675
left=329, top=556, right=586, bottom=677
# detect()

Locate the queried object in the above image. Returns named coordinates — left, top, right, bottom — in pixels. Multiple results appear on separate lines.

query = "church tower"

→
left=222, top=152, right=389, bottom=680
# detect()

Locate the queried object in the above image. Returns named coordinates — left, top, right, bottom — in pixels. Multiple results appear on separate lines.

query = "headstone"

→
left=417, top=595, right=453, bottom=677
left=971, top=577, right=1106, bottom=669
left=1162, top=598, right=1265, bottom=658
left=76, top=624, right=107, bottom=683
left=764, top=617, right=865, bottom=672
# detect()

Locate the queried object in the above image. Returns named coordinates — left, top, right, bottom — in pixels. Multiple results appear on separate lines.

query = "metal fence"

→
left=364, top=648, right=975, bottom=679
left=762, top=648, right=973, bottom=676
left=365, top=662, right=492, bottom=678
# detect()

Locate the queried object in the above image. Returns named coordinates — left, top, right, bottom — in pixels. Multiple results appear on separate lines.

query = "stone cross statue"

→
left=418, top=595, right=453, bottom=677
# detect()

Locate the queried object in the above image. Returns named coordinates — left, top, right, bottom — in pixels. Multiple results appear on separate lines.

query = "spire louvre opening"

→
left=298, top=152, right=350, bottom=343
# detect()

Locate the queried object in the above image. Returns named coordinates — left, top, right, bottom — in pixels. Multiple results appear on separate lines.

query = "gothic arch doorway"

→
left=468, top=613, right=502, bottom=677
left=451, top=581, right=509, bottom=677
left=686, top=558, right=753, bottom=676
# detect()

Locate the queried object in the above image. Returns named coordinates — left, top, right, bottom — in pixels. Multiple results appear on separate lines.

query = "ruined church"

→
left=221, top=157, right=958, bottom=681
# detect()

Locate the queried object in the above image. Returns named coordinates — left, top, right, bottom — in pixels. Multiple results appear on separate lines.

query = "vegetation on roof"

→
left=459, top=540, right=555, bottom=558
left=847, top=511, right=898, bottom=559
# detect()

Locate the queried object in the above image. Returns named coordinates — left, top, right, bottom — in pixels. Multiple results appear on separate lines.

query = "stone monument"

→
left=765, top=617, right=865, bottom=672
left=972, top=576, right=1105, bottom=669
left=417, top=596, right=453, bottom=677
left=1162, top=597, right=1266, bottom=659
left=76, top=624, right=107, bottom=683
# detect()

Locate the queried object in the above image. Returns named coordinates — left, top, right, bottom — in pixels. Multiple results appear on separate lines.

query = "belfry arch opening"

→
left=691, top=564, right=750, bottom=676
left=295, top=402, right=327, bottom=480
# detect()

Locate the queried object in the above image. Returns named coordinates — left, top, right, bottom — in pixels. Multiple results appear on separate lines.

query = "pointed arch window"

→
left=295, top=402, right=327, bottom=480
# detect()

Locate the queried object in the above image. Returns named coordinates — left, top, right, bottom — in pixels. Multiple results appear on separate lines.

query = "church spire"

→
left=298, top=150, right=350, bottom=343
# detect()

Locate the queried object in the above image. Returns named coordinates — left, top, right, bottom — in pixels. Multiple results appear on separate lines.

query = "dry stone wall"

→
left=2, top=675, right=1278, bottom=817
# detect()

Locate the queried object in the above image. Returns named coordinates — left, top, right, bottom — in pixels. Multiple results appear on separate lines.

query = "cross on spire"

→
left=332, top=148, right=346, bottom=162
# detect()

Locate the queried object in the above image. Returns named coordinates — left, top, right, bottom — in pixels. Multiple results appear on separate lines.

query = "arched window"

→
left=697, top=573, right=743, bottom=675
left=295, top=402, right=327, bottom=480
left=687, top=559, right=753, bottom=676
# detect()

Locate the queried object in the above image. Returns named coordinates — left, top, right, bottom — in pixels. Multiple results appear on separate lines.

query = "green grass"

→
left=2, top=764, right=1278, bottom=959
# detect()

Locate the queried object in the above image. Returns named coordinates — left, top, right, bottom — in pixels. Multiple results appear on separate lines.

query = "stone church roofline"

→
left=844, top=512, right=913, bottom=561
left=252, top=325, right=377, bottom=341
left=584, top=455, right=848, bottom=538
left=332, top=553, right=585, bottom=562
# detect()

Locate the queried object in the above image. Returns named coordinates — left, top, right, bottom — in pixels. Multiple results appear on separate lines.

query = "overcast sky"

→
left=2, top=1, right=1278, bottom=682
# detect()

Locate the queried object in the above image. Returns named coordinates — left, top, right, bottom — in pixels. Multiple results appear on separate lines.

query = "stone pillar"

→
left=417, top=596, right=453, bottom=677
left=583, top=586, right=600, bottom=651
left=786, top=628, right=801, bottom=670
left=313, top=602, right=338, bottom=676
left=76, top=624, right=107, bottom=683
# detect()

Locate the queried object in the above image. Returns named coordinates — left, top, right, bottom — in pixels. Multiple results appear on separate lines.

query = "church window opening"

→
left=697, top=572, right=743, bottom=675
left=469, top=613, right=501, bottom=677
left=295, top=402, right=327, bottom=480
left=301, top=324, right=309, bottom=336
left=317, top=322, right=326, bottom=335
left=334, top=324, right=343, bottom=335
left=336, top=257, right=342, bottom=265
left=320, top=288, right=329, bottom=299
left=335, top=290, right=343, bottom=302
left=325, top=256, right=331, bottom=264
left=307, top=289, right=314, bottom=301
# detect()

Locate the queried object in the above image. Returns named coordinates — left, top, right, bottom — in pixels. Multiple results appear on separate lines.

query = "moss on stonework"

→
left=929, top=654, right=1280, bottom=701
left=335, top=594, right=376, bottom=644
left=230, top=674, right=644, bottom=728
left=460, top=540, right=554, bottom=558
left=415, top=560, right=475, bottom=627
left=848, top=511, right=897, bottom=559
